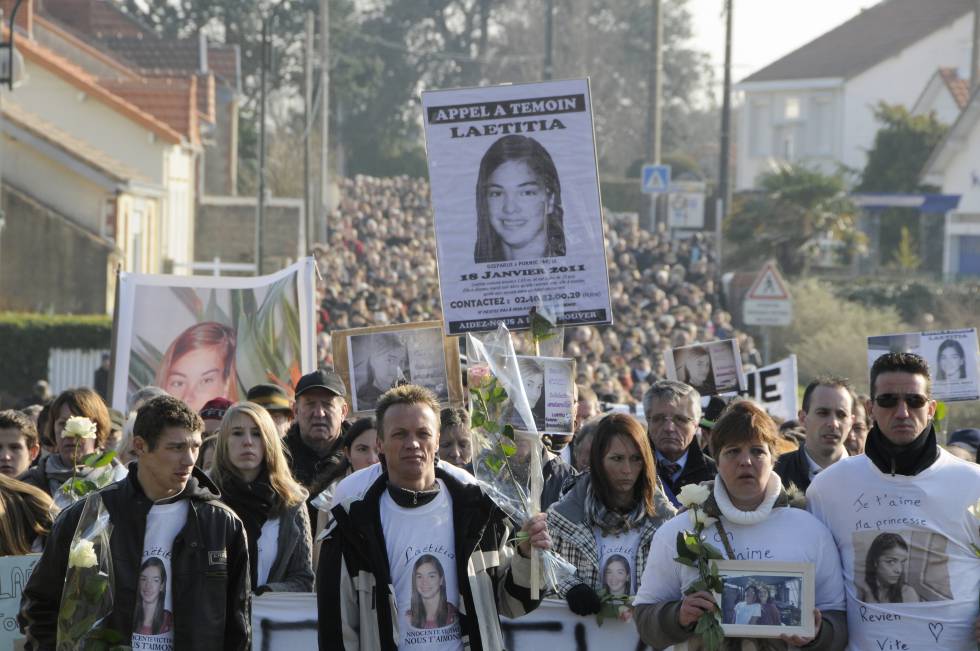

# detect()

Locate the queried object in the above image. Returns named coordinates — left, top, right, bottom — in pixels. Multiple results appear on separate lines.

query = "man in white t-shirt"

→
left=20, top=395, right=251, bottom=651
left=318, top=384, right=552, bottom=651
left=808, top=352, right=980, bottom=650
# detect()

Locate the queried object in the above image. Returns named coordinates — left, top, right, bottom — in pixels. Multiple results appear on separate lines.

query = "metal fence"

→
left=47, top=348, right=109, bottom=394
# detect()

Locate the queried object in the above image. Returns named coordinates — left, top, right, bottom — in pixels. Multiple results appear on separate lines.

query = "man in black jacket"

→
left=318, top=384, right=551, bottom=650
left=19, top=395, right=250, bottom=651
left=285, top=368, right=350, bottom=489
left=643, top=380, right=716, bottom=508
left=774, top=377, right=853, bottom=493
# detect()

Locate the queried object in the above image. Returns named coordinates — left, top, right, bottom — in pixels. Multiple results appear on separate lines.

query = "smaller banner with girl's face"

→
left=867, top=328, right=979, bottom=401
left=665, top=339, right=745, bottom=396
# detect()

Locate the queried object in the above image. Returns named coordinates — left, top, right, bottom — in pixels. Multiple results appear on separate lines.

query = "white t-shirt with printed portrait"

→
left=131, top=500, right=188, bottom=651
left=380, top=480, right=463, bottom=651
left=807, top=451, right=980, bottom=651
left=593, top=528, right=641, bottom=596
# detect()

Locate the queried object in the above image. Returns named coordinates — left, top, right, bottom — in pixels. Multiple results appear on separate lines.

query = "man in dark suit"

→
left=643, top=380, right=716, bottom=507
left=774, top=377, right=854, bottom=493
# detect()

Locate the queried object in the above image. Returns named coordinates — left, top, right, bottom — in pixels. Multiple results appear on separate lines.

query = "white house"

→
left=921, top=86, right=980, bottom=277
left=735, top=0, right=976, bottom=190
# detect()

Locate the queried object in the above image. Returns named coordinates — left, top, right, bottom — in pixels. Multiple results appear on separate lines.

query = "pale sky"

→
left=688, top=0, right=871, bottom=83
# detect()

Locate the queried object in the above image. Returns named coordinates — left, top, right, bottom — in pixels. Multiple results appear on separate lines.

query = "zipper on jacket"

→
left=891, top=457, right=896, bottom=476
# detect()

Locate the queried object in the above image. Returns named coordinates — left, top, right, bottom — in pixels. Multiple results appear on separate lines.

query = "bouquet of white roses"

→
left=60, top=417, right=118, bottom=504
left=466, top=325, right=575, bottom=596
left=56, top=493, right=125, bottom=651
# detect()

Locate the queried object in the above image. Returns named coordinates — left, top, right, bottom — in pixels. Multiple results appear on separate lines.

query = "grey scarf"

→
left=584, top=477, right=648, bottom=536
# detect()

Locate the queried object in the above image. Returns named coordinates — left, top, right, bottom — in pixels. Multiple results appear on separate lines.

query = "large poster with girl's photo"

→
left=866, top=328, right=979, bottom=402
left=421, top=78, right=612, bottom=335
left=111, top=259, right=317, bottom=413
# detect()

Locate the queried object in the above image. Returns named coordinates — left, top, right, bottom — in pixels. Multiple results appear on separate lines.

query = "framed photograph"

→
left=332, top=321, right=464, bottom=414
left=713, top=561, right=815, bottom=639
left=664, top=339, right=744, bottom=396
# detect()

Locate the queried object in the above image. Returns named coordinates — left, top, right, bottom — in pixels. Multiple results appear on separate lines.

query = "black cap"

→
left=294, top=368, right=346, bottom=399
left=246, top=383, right=293, bottom=413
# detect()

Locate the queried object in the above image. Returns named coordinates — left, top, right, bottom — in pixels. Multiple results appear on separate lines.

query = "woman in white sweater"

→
left=633, top=400, right=848, bottom=650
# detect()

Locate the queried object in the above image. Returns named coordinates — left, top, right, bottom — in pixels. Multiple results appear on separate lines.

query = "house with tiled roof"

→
left=911, top=67, right=972, bottom=124
left=0, top=0, right=241, bottom=313
left=735, top=0, right=976, bottom=190
left=922, top=85, right=980, bottom=277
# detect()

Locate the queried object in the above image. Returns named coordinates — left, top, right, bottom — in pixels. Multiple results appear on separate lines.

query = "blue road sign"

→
left=641, top=164, right=671, bottom=194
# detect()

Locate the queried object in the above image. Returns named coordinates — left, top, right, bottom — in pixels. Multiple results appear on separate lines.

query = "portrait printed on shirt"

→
left=595, top=529, right=641, bottom=597
left=851, top=530, right=952, bottom=604
left=131, top=555, right=175, bottom=649
left=396, top=551, right=462, bottom=648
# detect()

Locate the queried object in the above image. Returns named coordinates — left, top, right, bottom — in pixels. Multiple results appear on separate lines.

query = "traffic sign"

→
left=743, top=262, right=793, bottom=326
left=641, top=164, right=671, bottom=194
left=667, top=180, right=705, bottom=229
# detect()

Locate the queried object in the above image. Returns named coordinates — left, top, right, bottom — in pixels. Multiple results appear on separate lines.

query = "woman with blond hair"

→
left=0, top=473, right=56, bottom=554
left=211, top=401, right=313, bottom=592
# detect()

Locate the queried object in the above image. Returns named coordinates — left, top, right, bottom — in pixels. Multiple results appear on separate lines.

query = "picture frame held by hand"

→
left=711, top=561, right=815, bottom=640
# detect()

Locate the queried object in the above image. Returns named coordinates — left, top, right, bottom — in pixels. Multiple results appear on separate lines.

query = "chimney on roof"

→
left=0, top=0, right=34, bottom=39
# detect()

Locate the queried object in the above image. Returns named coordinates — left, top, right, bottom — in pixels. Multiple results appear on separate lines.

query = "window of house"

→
left=784, top=96, right=800, bottom=120
left=750, top=101, right=771, bottom=157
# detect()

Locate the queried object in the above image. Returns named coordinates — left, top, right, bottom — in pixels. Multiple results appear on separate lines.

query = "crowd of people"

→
left=1, top=175, right=979, bottom=650
left=312, top=175, right=761, bottom=406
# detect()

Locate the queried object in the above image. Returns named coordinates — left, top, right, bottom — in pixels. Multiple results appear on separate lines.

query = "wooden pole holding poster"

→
left=529, top=339, right=542, bottom=600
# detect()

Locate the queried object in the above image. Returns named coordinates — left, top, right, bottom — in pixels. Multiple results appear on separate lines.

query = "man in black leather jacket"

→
left=19, top=395, right=250, bottom=651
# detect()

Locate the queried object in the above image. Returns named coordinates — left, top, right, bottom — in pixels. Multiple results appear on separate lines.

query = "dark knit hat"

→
left=246, top=383, right=292, bottom=413
left=200, top=397, right=233, bottom=421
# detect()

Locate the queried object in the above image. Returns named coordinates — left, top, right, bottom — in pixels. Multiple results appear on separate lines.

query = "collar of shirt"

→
left=655, top=448, right=689, bottom=482
left=803, top=446, right=848, bottom=480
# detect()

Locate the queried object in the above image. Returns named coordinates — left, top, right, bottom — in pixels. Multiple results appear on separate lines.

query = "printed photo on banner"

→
left=504, top=355, right=575, bottom=434
left=111, top=259, right=318, bottom=413
left=331, top=322, right=464, bottom=414
left=851, top=530, right=952, bottom=604
left=866, top=328, right=979, bottom=401
left=711, top=561, right=815, bottom=639
left=421, top=78, right=613, bottom=335
left=665, top=339, right=744, bottom=396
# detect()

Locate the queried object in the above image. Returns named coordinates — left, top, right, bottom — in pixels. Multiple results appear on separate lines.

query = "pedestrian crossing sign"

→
left=641, top=164, right=671, bottom=194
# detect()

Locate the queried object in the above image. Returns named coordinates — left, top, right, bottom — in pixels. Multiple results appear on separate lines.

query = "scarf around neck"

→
left=220, top=467, right=278, bottom=587
left=712, top=472, right=782, bottom=526
left=584, top=475, right=648, bottom=536
left=864, top=423, right=939, bottom=476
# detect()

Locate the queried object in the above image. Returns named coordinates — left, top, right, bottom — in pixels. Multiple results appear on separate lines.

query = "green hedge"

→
left=599, top=177, right=645, bottom=213
left=0, top=312, right=111, bottom=403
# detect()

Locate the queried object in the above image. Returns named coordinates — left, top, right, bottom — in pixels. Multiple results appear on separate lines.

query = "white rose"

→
left=689, top=508, right=717, bottom=529
left=677, top=483, right=710, bottom=508
left=968, top=499, right=980, bottom=520
left=67, top=539, right=98, bottom=569
left=63, top=416, right=97, bottom=440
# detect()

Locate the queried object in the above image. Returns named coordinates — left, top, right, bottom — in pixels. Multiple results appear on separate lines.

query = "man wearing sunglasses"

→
left=807, top=352, right=980, bottom=650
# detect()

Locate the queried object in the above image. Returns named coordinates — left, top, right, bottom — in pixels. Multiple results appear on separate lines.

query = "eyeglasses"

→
left=648, top=414, right=697, bottom=428
left=873, top=393, right=928, bottom=409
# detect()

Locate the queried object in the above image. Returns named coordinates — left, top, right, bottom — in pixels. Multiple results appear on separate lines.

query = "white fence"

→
left=47, top=348, right=108, bottom=394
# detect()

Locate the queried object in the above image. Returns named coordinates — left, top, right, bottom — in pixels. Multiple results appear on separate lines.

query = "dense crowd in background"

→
left=311, top=175, right=762, bottom=405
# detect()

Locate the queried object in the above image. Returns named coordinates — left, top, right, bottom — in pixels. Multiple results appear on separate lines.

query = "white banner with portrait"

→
left=867, top=328, right=979, bottom=401
left=421, top=79, right=612, bottom=335
left=665, top=339, right=745, bottom=397
left=111, top=259, right=317, bottom=413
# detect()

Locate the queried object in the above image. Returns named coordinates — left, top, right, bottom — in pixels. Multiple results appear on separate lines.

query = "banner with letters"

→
left=0, top=554, right=39, bottom=650
left=738, top=355, right=799, bottom=423
left=251, top=594, right=647, bottom=650
left=421, top=79, right=612, bottom=335
left=111, top=259, right=317, bottom=413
